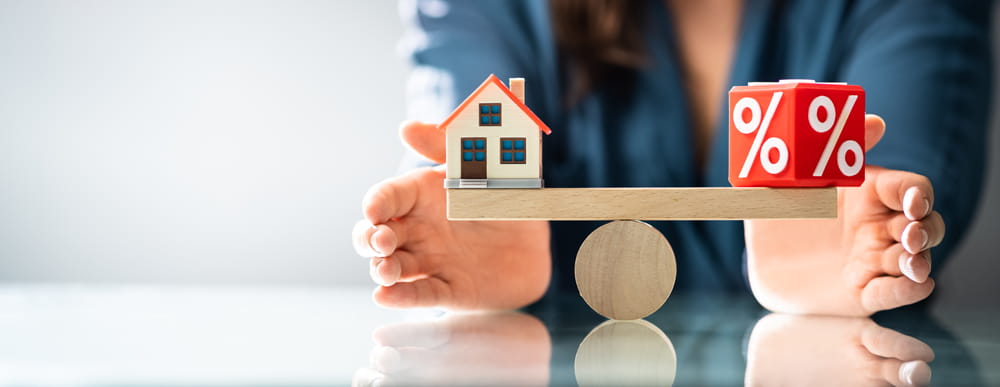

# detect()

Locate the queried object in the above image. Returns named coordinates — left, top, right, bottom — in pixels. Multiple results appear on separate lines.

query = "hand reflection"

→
left=353, top=312, right=550, bottom=386
left=575, top=319, right=676, bottom=386
left=746, top=313, right=934, bottom=387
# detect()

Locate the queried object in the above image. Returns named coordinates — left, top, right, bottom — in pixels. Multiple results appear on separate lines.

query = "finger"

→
left=902, top=184, right=934, bottom=221
left=373, top=277, right=453, bottom=309
left=372, top=250, right=429, bottom=286
left=886, top=212, right=945, bottom=254
left=920, top=212, right=945, bottom=249
left=399, top=120, right=446, bottom=164
left=872, top=169, right=935, bottom=218
left=879, top=359, right=933, bottom=387
left=388, top=250, right=431, bottom=281
left=370, top=257, right=401, bottom=286
left=864, top=114, right=887, bottom=151
left=861, top=323, right=935, bottom=362
left=362, top=174, right=421, bottom=225
left=380, top=219, right=411, bottom=253
left=869, top=243, right=932, bottom=284
left=899, top=250, right=932, bottom=284
left=353, top=221, right=390, bottom=257
left=861, top=277, right=935, bottom=313
left=876, top=243, right=907, bottom=277
left=900, top=216, right=945, bottom=256
left=898, top=360, right=933, bottom=387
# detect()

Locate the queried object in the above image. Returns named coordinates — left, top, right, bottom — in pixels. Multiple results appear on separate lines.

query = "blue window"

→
left=478, top=103, right=501, bottom=126
left=461, top=137, right=486, bottom=164
left=500, top=137, right=527, bottom=164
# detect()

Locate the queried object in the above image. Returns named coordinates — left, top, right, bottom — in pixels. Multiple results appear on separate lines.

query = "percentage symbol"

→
left=734, top=92, right=786, bottom=178
left=809, top=95, right=863, bottom=177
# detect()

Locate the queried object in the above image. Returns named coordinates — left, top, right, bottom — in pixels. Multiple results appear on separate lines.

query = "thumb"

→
left=864, top=114, right=886, bottom=152
left=399, top=120, right=446, bottom=164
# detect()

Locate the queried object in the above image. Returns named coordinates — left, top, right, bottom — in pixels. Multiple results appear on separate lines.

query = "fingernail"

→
left=902, top=223, right=928, bottom=254
left=372, top=267, right=385, bottom=286
left=899, top=360, right=932, bottom=386
left=904, top=187, right=920, bottom=220
left=899, top=254, right=927, bottom=283
left=370, top=229, right=386, bottom=256
left=923, top=198, right=931, bottom=218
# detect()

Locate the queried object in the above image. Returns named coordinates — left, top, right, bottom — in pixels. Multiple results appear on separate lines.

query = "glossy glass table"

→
left=0, top=285, right=994, bottom=386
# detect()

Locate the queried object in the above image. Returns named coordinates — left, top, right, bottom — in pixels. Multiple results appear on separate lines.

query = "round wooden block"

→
left=575, top=220, right=676, bottom=320
left=574, top=319, right=677, bottom=386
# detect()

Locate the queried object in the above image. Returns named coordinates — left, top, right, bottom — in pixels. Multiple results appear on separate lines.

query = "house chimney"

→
left=509, top=78, right=525, bottom=104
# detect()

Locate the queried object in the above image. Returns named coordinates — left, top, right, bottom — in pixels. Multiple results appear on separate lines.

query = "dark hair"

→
left=550, top=0, right=648, bottom=105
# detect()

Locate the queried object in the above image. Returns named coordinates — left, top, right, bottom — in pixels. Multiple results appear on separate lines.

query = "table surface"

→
left=0, top=285, right=996, bottom=386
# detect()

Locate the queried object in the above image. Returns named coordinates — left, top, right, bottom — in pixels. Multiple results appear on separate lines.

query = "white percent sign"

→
left=735, top=92, right=786, bottom=178
left=810, top=94, right=863, bottom=177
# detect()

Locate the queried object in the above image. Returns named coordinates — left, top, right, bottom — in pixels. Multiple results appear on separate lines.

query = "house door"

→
left=460, top=137, right=486, bottom=179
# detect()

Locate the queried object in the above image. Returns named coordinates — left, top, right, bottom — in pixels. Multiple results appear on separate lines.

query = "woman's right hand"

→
left=352, top=121, right=551, bottom=310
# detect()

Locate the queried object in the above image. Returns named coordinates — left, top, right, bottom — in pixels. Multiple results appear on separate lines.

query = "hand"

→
left=745, top=115, right=945, bottom=316
left=746, top=313, right=934, bottom=386
left=352, top=312, right=551, bottom=386
left=352, top=121, right=551, bottom=310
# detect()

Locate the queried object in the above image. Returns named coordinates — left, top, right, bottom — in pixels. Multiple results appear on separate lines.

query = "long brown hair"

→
left=550, top=0, right=649, bottom=104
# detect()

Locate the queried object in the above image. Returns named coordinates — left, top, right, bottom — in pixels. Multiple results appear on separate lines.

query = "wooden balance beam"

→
left=447, top=187, right=837, bottom=221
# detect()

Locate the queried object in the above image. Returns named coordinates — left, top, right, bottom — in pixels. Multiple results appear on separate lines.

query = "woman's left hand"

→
left=745, top=114, right=945, bottom=316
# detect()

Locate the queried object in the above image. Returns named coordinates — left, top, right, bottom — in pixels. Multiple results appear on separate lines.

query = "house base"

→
left=444, top=178, right=543, bottom=189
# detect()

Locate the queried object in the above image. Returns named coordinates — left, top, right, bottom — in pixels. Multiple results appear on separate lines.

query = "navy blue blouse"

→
left=398, top=0, right=993, bottom=295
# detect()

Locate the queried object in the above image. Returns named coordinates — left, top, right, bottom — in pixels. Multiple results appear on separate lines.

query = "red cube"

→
left=728, top=80, right=866, bottom=187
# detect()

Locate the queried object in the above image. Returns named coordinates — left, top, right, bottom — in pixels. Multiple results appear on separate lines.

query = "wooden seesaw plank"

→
left=447, top=187, right=837, bottom=220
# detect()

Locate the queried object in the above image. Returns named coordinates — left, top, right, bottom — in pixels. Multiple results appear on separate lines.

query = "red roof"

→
left=438, top=74, right=552, bottom=135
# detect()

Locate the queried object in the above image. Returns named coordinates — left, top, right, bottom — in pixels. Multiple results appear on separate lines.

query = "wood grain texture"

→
left=575, top=221, right=676, bottom=321
left=575, top=319, right=677, bottom=386
left=448, top=187, right=836, bottom=220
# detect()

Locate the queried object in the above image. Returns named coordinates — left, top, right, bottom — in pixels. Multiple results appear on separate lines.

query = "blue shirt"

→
left=399, top=0, right=993, bottom=294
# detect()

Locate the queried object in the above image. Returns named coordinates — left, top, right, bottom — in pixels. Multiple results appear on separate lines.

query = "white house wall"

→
left=445, top=84, right=542, bottom=180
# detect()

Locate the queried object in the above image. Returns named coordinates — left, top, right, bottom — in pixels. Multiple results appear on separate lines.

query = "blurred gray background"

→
left=0, top=0, right=405, bottom=286
left=0, top=1, right=996, bottom=308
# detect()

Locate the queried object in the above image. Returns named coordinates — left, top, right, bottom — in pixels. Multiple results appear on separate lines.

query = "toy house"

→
left=440, top=75, right=551, bottom=188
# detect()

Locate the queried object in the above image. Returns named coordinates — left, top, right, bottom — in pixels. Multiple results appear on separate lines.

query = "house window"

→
left=462, top=138, right=486, bottom=162
left=500, top=137, right=526, bottom=164
left=479, top=103, right=501, bottom=126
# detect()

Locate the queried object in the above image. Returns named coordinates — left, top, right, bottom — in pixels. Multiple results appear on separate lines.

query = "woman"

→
left=352, top=0, right=992, bottom=315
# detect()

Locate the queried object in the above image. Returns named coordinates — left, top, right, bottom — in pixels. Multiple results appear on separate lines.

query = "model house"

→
left=440, top=74, right=551, bottom=188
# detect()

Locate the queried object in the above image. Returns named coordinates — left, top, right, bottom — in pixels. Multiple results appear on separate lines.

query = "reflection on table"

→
left=0, top=286, right=986, bottom=386
left=354, top=312, right=550, bottom=386
left=356, top=292, right=982, bottom=386
left=746, top=314, right=933, bottom=386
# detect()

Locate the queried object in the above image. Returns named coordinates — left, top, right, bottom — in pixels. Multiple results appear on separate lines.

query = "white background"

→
left=0, top=0, right=405, bottom=286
